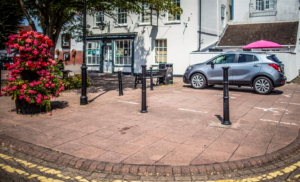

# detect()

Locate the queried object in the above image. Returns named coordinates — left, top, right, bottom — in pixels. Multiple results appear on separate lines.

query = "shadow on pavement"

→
left=51, top=101, right=69, bottom=110
left=88, top=91, right=108, bottom=103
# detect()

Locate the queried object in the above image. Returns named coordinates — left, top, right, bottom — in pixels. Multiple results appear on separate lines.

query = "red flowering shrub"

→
left=0, top=31, right=64, bottom=112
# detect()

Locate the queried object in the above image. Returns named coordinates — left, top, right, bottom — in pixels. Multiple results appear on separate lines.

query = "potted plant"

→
left=72, top=49, right=76, bottom=57
left=55, top=49, right=59, bottom=59
left=0, top=31, right=64, bottom=114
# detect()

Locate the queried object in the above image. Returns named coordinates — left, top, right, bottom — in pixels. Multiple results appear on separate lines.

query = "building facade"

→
left=85, top=0, right=232, bottom=75
left=55, top=15, right=84, bottom=65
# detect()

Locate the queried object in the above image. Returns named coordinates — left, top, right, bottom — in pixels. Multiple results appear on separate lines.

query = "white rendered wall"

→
left=231, top=0, right=299, bottom=24
left=189, top=52, right=220, bottom=65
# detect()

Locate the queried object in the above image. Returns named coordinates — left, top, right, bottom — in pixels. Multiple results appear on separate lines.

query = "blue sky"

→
left=22, top=18, right=43, bottom=32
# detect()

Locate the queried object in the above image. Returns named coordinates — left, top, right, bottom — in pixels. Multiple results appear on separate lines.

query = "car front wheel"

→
left=191, top=73, right=206, bottom=89
left=253, top=77, right=273, bottom=94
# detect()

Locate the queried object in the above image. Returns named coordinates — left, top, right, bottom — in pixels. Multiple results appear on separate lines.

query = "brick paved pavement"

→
left=1, top=74, right=300, bottom=181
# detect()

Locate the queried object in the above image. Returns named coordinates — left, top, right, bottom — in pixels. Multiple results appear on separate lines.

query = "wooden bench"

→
left=134, top=69, right=167, bottom=89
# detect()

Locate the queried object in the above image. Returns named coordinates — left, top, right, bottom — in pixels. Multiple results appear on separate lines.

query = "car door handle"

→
left=253, top=64, right=260, bottom=67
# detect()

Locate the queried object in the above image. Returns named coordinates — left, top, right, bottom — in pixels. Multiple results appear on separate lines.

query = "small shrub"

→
left=62, top=75, right=91, bottom=90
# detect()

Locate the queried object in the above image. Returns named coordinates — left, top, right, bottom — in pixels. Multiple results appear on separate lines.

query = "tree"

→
left=0, top=0, right=24, bottom=49
left=18, top=0, right=182, bottom=55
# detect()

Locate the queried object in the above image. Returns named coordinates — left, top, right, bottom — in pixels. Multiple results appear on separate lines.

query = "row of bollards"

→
left=119, top=65, right=230, bottom=125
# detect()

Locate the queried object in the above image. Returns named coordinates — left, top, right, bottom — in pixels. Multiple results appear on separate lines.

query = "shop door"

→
left=103, top=46, right=112, bottom=73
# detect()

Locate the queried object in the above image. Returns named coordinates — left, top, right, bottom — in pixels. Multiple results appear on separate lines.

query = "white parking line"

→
left=260, top=119, right=297, bottom=125
left=118, top=101, right=139, bottom=105
left=173, top=91, right=182, bottom=93
left=178, top=108, right=208, bottom=113
left=281, top=102, right=300, bottom=105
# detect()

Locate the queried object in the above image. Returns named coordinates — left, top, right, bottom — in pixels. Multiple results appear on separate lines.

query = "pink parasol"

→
left=243, top=40, right=283, bottom=49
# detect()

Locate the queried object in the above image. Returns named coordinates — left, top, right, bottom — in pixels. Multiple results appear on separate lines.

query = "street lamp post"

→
left=80, top=0, right=88, bottom=105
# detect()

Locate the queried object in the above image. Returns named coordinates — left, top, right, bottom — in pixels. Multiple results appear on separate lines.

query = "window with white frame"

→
left=86, top=42, right=100, bottom=65
left=168, top=0, right=180, bottom=22
left=118, top=8, right=127, bottom=25
left=115, top=40, right=131, bottom=65
left=256, top=0, right=275, bottom=11
left=141, top=4, right=151, bottom=24
left=155, top=40, right=167, bottom=63
left=95, top=11, right=104, bottom=26
left=221, top=5, right=226, bottom=27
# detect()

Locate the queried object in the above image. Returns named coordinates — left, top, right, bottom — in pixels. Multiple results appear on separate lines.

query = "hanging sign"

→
left=151, top=9, right=158, bottom=26
left=88, top=50, right=91, bottom=55
left=120, top=49, right=124, bottom=56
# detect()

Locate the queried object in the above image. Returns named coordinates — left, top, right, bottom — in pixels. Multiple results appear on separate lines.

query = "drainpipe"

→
left=231, top=0, right=234, bottom=20
left=198, top=0, right=201, bottom=51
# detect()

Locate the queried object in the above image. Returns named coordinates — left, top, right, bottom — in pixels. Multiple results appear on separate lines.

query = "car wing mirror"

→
left=211, top=62, right=214, bottom=68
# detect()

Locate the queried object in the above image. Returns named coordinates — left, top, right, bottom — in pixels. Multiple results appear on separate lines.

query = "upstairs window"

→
left=168, top=0, right=180, bottom=22
left=118, top=8, right=127, bottom=25
left=61, top=34, right=70, bottom=49
left=141, top=4, right=151, bottom=24
left=221, top=5, right=226, bottom=27
left=95, top=11, right=104, bottom=26
left=256, top=0, right=274, bottom=11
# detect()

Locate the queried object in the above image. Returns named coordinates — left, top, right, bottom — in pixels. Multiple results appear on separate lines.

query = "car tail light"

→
left=268, top=64, right=281, bottom=72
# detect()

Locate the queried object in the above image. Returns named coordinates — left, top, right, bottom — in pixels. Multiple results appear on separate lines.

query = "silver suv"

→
left=183, top=52, right=286, bottom=94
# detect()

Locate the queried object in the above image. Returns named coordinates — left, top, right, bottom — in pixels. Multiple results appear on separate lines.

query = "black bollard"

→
left=118, top=71, right=123, bottom=96
left=150, top=67, right=153, bottom=90
left=222, top=67, right=231, bottom=125
left=0, top=62, right=2, bottom=94
left=140, top=65, right=147, bottom=113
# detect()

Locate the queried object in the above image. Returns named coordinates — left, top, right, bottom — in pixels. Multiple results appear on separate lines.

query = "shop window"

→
left=117, top=8, right=127, bottom=25
left=140, top=4, right=151, bottom=24
left=168, top=0, right=180, bottom=22
left=155, top=40, right=167, bottom=63
left=86, top=42, right=100, bottom=65
left=61, top=34, right=70, bottom=48
left=115, top=40, right=131, bottom=65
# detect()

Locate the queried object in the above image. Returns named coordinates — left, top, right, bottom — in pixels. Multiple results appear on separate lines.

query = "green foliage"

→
left=62, top=75, right=91, bottom=90
left=0, top=0, right=24, bottom=49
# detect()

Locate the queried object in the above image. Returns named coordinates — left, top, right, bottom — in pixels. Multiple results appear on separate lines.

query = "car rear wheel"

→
left=191, top=73, right=206, bottom=89
left=253, top=77, right=273, bottom=94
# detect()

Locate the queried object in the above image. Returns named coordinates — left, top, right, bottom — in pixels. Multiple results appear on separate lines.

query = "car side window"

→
left=212, top=54, right=235, bottom=64
left=238, top=54, right=259, bottom=63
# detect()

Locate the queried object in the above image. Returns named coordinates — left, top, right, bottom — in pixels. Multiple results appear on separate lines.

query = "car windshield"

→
left=267, top=55, right=281, bottom=63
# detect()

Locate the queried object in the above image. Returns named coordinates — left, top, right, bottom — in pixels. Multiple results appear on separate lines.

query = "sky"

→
left=22, top=18, right=43, bottom=33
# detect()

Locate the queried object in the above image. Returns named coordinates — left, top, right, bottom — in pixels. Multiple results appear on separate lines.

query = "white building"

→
left=85, top=0, right=232, bottom=75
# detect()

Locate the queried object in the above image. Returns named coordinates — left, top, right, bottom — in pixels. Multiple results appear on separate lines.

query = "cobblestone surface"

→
left=1, top=144, right=300, bottom=181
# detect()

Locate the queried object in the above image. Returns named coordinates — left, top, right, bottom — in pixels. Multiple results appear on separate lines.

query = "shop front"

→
left=86, top=33, right=137, bottom=75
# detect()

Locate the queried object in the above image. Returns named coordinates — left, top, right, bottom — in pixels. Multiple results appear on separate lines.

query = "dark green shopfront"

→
left=86, top=33, right=137, bottom=75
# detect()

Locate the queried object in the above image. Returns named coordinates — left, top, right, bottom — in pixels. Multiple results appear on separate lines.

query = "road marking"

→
left=260, top=119, right=297, bottom=125
left=281, top=102, right=300, bottom=105
left=181, top=89, right=191, bottom=91
left=214, top=95, right=236, bottom=98
left=254, top=107, right=290, bottom=115
left=173, top=91, right=182, bottom=93
left=178, top=108, right=208, bottom=113
left=117, top=101, right=139, bottom=105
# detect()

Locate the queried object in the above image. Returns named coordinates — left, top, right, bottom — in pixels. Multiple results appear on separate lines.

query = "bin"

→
left=159, top=63, right=173, bottom=84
